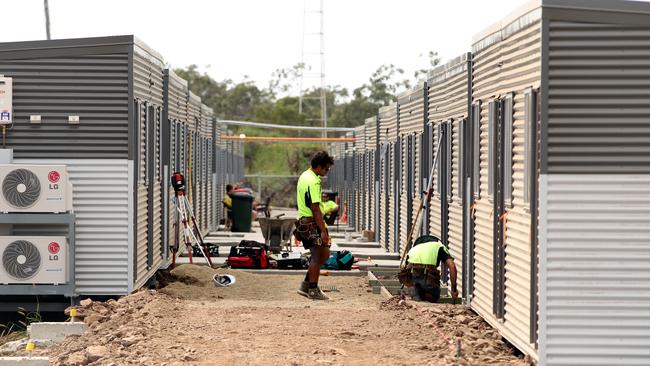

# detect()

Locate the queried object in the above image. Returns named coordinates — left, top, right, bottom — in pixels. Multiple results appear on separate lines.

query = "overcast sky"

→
left=5, top=0, right=534, bottom=93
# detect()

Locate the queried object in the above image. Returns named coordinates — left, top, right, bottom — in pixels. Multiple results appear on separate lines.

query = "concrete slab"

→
left=0, top=357, right=49, bottom=366
left=28, top=322, right=87, bottom=343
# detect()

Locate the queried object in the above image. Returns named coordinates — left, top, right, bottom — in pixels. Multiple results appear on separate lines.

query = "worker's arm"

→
left=446, top=258, right=458, bottom=299
left=310, top=202, right=330, bottom=246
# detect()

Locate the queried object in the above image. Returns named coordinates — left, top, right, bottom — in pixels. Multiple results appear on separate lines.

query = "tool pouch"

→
left=294, top=217, right=320, bottom=243
left=425, top=269, right=441, bottom=288
left=397, top=266, right=414, bottom=287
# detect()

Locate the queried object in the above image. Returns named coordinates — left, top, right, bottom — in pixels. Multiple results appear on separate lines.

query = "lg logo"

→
left=48, top=171, right=60, bottom=190
left=48, top=241, right=60, bottom=261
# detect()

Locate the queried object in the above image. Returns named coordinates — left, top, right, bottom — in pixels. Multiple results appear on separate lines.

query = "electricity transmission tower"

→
left=298, top=0, right=327, bottom=139
left=44, top=0, right=51, bottom=40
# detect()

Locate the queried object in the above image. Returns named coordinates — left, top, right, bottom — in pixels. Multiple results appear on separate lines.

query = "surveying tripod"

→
left=170, top=172, right=214, bottom=268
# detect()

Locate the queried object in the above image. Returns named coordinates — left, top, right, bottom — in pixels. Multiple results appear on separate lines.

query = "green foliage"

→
left=0, top=304, right=41, bottom=346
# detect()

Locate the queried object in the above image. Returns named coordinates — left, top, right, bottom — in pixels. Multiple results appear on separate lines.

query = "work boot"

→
left=297, top=281, right=309, bottom=297
left=308, top=287, right=329, bottom=300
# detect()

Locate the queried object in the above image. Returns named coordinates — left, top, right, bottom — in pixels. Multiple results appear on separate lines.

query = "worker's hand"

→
left=320, top=231, right=331, bottom=247
left=451, top=288, right=459, bottom=300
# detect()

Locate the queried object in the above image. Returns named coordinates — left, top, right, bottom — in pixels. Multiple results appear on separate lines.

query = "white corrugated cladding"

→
left=472, top=4, right=541, bottom=357
left=365, top=116, right=377, bottom=233
left=397, top=86, right=425, bottom=253
left=133, top=43, right=165, bottom=288
left=188, top=92, right=202, bottom=231
left=378, top=143, right=387, bottom=249
left=427, top=82, right=442, bottom=240
left=380, top=104, right=398, bottom=251
left=166, top=70, right=188, bottom=251
left=14, top=159, right=132, bottom=295
left=427, top=54, right=471, bottom=296
left=540, top=18, right=650, bottom=366
left=354, top=125, right=365, bottom=231
left=201, top=104, right=214, bottom=234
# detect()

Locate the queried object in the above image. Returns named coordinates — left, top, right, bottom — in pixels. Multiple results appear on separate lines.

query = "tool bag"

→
left=227, top=241, right=269, bottom=269
left=321, top=250, right=354, bottom=270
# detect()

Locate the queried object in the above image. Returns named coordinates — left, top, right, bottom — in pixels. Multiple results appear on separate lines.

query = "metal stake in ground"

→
left=399, top=134, right=444, bottom=268
left=170, top=172, right=214, bottom=268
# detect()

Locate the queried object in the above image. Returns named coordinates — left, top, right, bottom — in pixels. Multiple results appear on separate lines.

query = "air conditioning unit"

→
left=0, top=236, right=68, bottom=284
left=0, top=164, right=73, bottom=213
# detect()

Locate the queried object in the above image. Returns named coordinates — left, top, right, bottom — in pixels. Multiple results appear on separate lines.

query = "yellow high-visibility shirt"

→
left=320, top=200, right=338, bottom=215
left=296, top=169, right=321, bottom=218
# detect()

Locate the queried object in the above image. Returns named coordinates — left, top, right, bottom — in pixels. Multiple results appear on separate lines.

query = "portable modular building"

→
left=0, top=36, right=166, bottom=295
left=466, top=1, right=650, bottom=363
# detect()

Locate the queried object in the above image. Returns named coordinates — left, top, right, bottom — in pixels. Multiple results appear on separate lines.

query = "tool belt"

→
left=294, top=217, right=326, bottom=245
left=411, top=265, right=441, bottom=288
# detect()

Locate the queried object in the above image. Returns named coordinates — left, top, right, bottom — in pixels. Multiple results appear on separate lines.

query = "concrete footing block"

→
left=28, top=322, right=88, bottom=343
left=0, top=357, right=50, bottom=365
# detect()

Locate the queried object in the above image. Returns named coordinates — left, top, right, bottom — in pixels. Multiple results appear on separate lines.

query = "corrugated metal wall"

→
left=354, top=126, right=365, bottom=231
left=540, top=18, right=650, bottom=366
left=0, top=53, right=130, bottom=158
left=397, top=86, right=425, bottom=253
left=364, top=116, right=377, bottom=234
left=471, top=8, right=541, bottom=357
left=427, top=54, right=471, bottom=296
left=164, top=69, right=189, bottom=254
left=13, top=159, right=132, bottom=295
left=133, top=44, right=165, bottom=288
left=379, top=104, right=399, bottom=252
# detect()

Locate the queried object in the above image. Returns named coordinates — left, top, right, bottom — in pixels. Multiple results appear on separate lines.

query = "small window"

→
left=524, top=89, right=537, bottom=208
left=158, top=108, right=163, bottom=180
left=436, top=124, right=443, bottom=197
left=145, top=104, right=155, bottom=186
left=458, top=118, right=466, bottom=203
left=446, top=121, right=452, bottom=202
left=504, top=94, right=514, bottom=207
left=472, top=102, right=481, bottom=199
left=488, top=101, right=496, bottom=199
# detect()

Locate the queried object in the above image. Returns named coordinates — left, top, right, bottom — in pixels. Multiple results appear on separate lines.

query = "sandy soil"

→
left=21, top=265, right=531, bottom=365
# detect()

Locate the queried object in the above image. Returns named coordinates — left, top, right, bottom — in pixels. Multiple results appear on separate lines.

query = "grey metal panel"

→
left=546, top=21, right=650, bottom=175
left=0, top=53, right=130, bottom=158
left=540, top=19, right=650, bottom=366
left=15, top=159, right=131, bottom=296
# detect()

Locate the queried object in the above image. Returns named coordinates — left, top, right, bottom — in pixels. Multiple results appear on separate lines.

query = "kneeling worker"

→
left=402, top=236, right=459, bottom=302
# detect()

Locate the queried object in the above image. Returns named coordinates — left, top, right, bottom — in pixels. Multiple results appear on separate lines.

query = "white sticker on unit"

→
left=68, top=115, right=80, bottom=124
left=0, top=76, right=12, bottom=125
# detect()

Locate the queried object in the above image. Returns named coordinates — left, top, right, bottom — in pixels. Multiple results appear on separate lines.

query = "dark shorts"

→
left=301, top=227, right=328, bottom=250
left=412, top=273, right=441, bottom=303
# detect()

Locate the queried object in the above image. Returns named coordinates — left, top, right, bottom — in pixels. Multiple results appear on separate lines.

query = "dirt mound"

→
left=379, top=297, right=531, bottom=365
